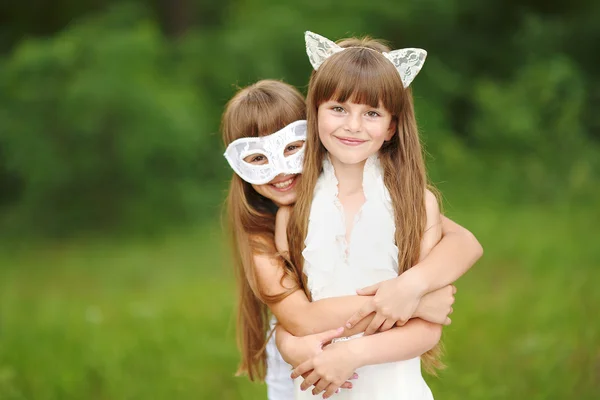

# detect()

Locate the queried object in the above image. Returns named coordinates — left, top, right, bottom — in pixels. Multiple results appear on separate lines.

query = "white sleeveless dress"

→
left=294, top=155, right=434, bottom=400
left=265, top=317, right=295, bottom=400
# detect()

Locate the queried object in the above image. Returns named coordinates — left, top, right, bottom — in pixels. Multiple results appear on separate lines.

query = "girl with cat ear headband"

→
left=277, top=32, right=481, bottom=399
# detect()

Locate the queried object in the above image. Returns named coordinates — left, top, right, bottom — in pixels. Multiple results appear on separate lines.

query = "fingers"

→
left=318, top=327, right=345, bottom=345
left=379, top=318, right=396, bottom=333
left=299, top=371, right=319, bottom=391
left=345, top=301, right=375, bottom=329
left=356, top=282, right=380, bottom=295
left=451, top=284, right=457, bottom=294
left=291, top=359, right=314, bottom=379
left=312, top=378, right=329, bottom=396
left=323, top=383, right=342, bottom=399
left=444, top=317, right=452, bottom=325
left=364, top=313, right=385, bottom=336
left=449, top=306, right=453, bottom=315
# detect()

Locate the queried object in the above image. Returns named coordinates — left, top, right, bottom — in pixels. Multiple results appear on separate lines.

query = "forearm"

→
left=272, top=293, right=375, bottom=337
left=346, top=319, right=442, bottom=367
left=411, top=222, right=483, bottom=294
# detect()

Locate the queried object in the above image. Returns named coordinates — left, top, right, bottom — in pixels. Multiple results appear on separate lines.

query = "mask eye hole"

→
left=243, top=153, right=269, bottom=165
left=283, top=140, right=305, bottom=157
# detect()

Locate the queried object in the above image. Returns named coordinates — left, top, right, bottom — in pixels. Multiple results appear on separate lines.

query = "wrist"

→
left=346, top=338, right=368, bottom=369
left=402, top=267, right=429, bottom=297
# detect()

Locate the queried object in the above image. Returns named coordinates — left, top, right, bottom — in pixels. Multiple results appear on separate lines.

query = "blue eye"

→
left=366, top=111, right=380, bottom=117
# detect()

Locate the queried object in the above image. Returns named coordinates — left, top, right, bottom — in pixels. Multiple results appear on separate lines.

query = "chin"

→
left=335, top=153, right=370, bottom=165
left=272, top=192, right=297, bottom=207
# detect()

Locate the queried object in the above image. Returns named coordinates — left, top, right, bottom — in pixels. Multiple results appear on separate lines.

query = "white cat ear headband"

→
left=305, top=31, right=427, bottom=88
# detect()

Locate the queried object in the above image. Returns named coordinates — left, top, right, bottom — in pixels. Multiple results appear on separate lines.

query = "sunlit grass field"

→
left=0, top=203, right=598, bottom=399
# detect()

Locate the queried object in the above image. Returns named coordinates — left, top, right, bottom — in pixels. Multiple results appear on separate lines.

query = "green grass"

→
left=0, top=204, right=598, bottom=399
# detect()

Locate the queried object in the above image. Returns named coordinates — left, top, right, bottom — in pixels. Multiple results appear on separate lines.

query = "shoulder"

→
left=424, top=188, right=441, bottom=226
left=425, top=189, right=439, bottom=209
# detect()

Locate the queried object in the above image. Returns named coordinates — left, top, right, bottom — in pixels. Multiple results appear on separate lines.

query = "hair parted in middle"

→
left=221, top=79, right=306, bottom=382
left=286, top=36, right=443, bottom=373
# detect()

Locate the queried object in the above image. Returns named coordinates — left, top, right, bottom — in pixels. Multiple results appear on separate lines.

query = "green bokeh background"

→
left=0, top=1, right=598, bottom=399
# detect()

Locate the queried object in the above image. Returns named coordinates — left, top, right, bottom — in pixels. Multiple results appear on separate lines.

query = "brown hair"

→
left=221, top=80, right=305, bottom=381
left=287, top=37, right=443, bottom=373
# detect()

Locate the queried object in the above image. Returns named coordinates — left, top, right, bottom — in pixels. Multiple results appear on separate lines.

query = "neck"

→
left=329, top=156, right=366, bottom=196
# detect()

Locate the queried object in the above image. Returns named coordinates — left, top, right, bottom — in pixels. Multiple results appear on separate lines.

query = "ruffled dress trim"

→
left=302, top=155, right=399, bottom=301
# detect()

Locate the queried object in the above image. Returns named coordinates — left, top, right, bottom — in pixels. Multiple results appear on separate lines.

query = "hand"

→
left=276, top=326, right=346, bottom=367
left=346, top=271, right=427, bottom=335
left=414, top=284, right=456, bottom=325
left=291, top=341, right=360, bottom=399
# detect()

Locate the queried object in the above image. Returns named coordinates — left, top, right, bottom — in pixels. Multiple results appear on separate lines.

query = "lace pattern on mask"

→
left=223, top=120, right=307, bottom=185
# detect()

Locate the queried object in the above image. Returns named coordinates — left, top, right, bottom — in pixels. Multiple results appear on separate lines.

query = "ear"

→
left=382, top=48, right=427, bottom=88
left=305, top=31, right=345, bottom=70
left=385, top=119, right=397, bottom=141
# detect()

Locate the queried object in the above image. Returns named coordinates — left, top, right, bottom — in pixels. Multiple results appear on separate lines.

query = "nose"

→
left=345, top=113, right=362, bottom=133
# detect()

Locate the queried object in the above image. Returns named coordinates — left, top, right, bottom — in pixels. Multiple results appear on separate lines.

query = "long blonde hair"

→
left=221, top=80, right=305, bottom=381
left=287, top=37, right=443, bottom=373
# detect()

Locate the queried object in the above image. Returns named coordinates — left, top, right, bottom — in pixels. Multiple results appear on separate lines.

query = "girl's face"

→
left=244, top=140, right=305, bottom=206
left=317, top=100, right=395, bottom=166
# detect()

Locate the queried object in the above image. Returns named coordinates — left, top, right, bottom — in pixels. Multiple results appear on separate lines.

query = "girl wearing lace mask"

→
left=222, top=79, right=482, bottom=400
left=275, top=33, right=483, bottom=399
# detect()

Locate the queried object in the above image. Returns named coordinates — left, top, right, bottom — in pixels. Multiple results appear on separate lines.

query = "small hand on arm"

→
left=291, top=318, right=442, bottom=399
left=346, top=191, right=483, bottom=333
left=253, top=207, right=389, bottom=337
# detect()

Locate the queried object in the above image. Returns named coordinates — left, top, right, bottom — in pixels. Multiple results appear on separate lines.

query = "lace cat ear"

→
left=305, top=31, right=427, bottom=87
left=382, top=48, right=427, bottom=88
left=305, top=31, right=345, bottom=70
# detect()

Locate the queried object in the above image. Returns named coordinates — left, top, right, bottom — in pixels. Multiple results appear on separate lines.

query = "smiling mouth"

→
left=335, top=136, right=367, bottom=146
left=270, top=175, right=298, bottom=191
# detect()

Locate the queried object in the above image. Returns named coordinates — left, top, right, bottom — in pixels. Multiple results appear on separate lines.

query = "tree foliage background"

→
left=1, top=0, right=598, bottom=235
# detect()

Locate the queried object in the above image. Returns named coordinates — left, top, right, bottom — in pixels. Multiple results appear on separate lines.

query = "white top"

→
left=266, top=317, right=295, bottom=400
left=295, top=155, right=433, bottom=400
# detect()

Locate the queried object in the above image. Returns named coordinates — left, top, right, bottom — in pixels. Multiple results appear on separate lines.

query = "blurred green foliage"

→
left=0, top=1, right=599, bottom=235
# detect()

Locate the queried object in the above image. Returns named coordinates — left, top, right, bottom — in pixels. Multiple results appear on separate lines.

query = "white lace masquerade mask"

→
left=223, top=120, right=307, bottom=185
left=305, top=31, right=427, bottom=88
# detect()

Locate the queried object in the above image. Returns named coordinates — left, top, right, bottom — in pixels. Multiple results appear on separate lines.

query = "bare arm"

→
left=346, top=190, right=482, bottom=331
left=338, top=319, right=441, bottom=367
left=259, top=203, right=470, bottom=336
left=408, top=213, right=483, bottom=294
left=255, top=206, right=374, bottom=336
left=291, top=319, right=442, bottom=397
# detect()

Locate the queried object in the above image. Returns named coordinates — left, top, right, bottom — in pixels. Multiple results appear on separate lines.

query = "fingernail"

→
left=336, top=389, right=340, bottom=394
left=337, top=327, right=344, bottom=333
left=353, top=373, right=359, bottom=379
left=346, top=323, right=352, bottom=328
